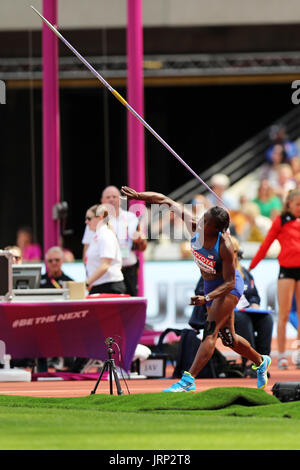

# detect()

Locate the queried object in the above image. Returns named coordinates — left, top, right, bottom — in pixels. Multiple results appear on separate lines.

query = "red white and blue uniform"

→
left=191, top=231, right=244, bottom=305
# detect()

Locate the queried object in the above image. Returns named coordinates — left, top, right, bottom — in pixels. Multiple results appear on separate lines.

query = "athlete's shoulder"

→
left=221, top=231, right=233, bottom=246
left=220, top=232, right=234, bottom=256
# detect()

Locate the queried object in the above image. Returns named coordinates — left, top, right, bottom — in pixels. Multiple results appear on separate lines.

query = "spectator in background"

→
left=4, top=245, right=22, bottom=264
left=290, top=156, right=300, bottom=176
left=191, top=194, right=211, bottom=216
left=16, top=226, right=42, bottom=262
left=266, top=124, right=299, bottom=164
left=228, top=195, right=249, bottom=238
left=294, top=172, right=300, bottom=189
left=231, top=236, right=273, bottom=376
left=150, top=202, right=190, bottom=243
left=239, top=202, right=272, bottom=242
left=260, top=144, right=288, bottom=187
left=206, top=174, right=239, bottom=211
left=273, top=164, right=296, bottom=202
left=40, top=246, right=73, bottom=289
left=252, top=179, right=282, bottom=220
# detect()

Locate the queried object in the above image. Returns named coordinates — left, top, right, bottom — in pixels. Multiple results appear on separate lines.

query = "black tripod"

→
left=90, top=337, right=123, bottom=395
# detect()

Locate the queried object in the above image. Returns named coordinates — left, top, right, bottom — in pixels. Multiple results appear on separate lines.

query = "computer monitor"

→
left=12, top=264, right=42, bottom=289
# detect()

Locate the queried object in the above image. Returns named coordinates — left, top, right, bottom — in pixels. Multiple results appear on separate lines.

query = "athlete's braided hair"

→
left=209, top=206, right=230, bottom=233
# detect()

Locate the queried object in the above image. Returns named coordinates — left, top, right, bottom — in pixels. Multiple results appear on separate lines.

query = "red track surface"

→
left=0, top=338, right=299, bottom=398
left=0, top=361, right=299, bottom=398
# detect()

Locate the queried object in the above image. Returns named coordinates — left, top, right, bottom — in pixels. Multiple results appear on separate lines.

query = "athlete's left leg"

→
left=220, top=303, right=271, bottom=389
left=220, top=305, right=262, bottom=366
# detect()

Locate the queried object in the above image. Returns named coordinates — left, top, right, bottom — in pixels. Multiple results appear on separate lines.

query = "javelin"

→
left=31, top=5, right=225, bottom=207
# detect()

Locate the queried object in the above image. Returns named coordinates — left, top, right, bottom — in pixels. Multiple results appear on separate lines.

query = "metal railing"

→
left=168, top=105, right=300, bottom=203
left=3, top=51, right=300, bottom=80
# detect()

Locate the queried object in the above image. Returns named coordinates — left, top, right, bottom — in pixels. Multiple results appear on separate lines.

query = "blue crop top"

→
left=190, top=232, right=222, bottom=274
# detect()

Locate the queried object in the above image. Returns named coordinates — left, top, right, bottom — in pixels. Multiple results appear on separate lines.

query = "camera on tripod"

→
left=90, top=336, right=124, bottom=395
left=105, top=337, right=115, bottom=347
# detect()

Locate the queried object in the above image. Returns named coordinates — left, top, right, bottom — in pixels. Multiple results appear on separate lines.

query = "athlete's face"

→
left=202, top=212, right=218, bottom=237
left=288, top=195, right=300, bottom=218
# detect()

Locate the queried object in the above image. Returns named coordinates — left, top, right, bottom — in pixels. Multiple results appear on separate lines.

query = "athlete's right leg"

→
left=188, top=294, right=239, bottom=378
left=163, top=296, right=235, bottom=393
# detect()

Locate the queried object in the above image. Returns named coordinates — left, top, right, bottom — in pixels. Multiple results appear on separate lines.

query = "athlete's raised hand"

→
left=121, top=186, right=139, bottom=200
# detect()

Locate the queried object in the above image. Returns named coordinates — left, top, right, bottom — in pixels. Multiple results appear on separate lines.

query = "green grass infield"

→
left=0, top=387, right=300, bottom=450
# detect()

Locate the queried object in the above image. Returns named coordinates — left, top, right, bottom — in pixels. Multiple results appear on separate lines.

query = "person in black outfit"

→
left=40, top=246, right=73, bottom=289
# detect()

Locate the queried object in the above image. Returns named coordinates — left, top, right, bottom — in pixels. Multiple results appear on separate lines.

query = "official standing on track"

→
left=85, top=204, right=126, bottom=295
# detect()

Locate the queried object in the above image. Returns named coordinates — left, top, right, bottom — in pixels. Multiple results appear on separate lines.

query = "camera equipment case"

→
left=0, top=251, right=12, bottom=301
left=272, top=382, right=300, bottom=402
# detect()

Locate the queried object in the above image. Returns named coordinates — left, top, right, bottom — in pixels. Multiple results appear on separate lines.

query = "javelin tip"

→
left=30, top=5, right=63, bottom=39
left=30, top=5, right=41, bottom=16
left=31, top=5, right=48, bottom=23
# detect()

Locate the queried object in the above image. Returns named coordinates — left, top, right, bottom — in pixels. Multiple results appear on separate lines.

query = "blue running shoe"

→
left=163, top=372, right=195, bottom=393
left=252, top=355, right=272, bottom=389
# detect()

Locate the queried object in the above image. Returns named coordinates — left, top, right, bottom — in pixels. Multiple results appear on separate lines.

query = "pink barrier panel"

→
left=140, top=330, right=181, bottom=346
left=31, top=371, right=109, bottom=381
left=0, top=298, right=147, bottom=371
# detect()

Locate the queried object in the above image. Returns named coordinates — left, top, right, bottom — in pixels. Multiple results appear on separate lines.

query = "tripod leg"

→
left=109, top=362, right=113, bottom=395
left=111, top=361, right=124, bottom=395
left=90, top=361, right=108, bottom=395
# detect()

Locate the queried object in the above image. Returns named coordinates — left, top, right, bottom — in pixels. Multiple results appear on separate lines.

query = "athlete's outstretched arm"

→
left=121, top=186, right=197, bottom=234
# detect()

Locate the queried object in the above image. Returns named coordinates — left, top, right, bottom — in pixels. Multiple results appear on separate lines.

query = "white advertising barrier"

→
left=57, top=259, right=295, bottom=334
left=143, top=259, right=281, bottom=330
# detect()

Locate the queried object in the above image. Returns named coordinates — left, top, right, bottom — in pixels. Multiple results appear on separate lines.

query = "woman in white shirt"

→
left=85, top=204, right=126, bottom=294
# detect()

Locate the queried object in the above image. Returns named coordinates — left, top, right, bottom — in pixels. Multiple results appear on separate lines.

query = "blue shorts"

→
left=203, top=269, right=244, bottom=306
